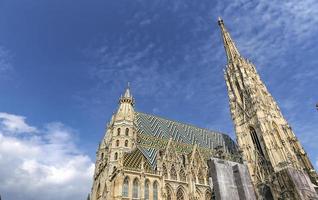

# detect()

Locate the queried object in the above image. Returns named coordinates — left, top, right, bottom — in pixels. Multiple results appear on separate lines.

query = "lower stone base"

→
left=277, top=167, right=318, bottom=200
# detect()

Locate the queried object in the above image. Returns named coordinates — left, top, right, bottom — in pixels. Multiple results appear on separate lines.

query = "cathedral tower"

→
left=91, top=85, right=136, bottom=199
left=218, top=18, right=318, bottom=199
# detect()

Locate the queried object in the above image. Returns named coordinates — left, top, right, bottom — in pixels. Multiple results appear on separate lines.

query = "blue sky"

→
left=1, top=0, right=318, bottom=199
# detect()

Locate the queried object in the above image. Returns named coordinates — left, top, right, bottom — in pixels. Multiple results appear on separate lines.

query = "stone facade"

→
left=90, top=87, right=240, bottom=200
left=219, top=17, right=318, bottom=199
left=89, top=18, right=318, bottom=200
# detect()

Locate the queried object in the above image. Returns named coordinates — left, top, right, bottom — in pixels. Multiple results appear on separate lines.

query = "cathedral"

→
left=89, top=18, right=318, bottom=200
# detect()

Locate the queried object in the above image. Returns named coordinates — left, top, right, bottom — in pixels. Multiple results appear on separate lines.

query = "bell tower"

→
left=91, top=84, right=136, bottom=200
left=218, top=18, right=318, bottom=199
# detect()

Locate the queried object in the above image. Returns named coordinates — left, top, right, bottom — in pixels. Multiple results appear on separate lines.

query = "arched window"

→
left=250, top=127, right=265, bottom=157
left=205, top=190, right=212, bottom=200
left=117, top=128, right=121, bottom=136
left=162, top=164, right=168, bottom=179
left=179, top=168, right=186, bottom=182
left=101, top=153, right=104, bottom=160
left=114, top=152, right=118, bottom=160
left=181, top=155, right=186, bottom=167
left=170, top=165, right=177, bottom=180
left=125, top=140, right=129, bottom=147
left=122, top=177, right=129, bottom=197
left=116, top=140, right=120, bottom=147
left=133, top=178, right=139, bottom=198
left=144, top=179, right=150, bottom=200
left=153, top=181, right=158, bottom=200
left=96, top=183, right=101, bottom=200
left=125, top=128, right=129, bottom=136
left=198, top=170, right=205, bottom=184
left=176, top=188, right=185, bottom=200
left=166, top=186, right=172, bottom=200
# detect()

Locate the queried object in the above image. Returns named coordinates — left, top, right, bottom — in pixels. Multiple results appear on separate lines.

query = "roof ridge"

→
left=135, top=111, right=228, bottom=137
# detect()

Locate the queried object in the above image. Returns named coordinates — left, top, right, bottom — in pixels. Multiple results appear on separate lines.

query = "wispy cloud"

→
left=0, top=112, right=94, bottom=200
left=78, top=0, right=318, bottom=168
left=0, top=46, right=13, bottom=78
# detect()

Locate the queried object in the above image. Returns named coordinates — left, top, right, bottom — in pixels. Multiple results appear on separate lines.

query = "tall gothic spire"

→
left=218, top=17, right=241, bottom=63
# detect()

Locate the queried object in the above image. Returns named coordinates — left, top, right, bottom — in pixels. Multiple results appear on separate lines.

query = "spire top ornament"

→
left=217, top=18, right=241, bottom=63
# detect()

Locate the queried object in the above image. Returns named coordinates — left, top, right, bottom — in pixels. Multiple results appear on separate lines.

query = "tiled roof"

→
left=134, top=112, right=238, bottom=168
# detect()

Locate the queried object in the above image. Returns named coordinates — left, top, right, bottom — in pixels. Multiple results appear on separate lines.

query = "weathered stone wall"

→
left=277, top=167, right=318, bottom=200
left=208, top=158, right=256, bottom=200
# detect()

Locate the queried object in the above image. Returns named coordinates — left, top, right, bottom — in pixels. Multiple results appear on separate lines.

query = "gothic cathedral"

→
left=89, top=18, right=318, bottom=200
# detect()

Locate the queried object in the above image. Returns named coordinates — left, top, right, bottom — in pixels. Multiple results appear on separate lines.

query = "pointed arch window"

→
left=198, top=170, right=205, bottom=184
left=122, top=177, right=129, bottom=197
left=162, top=164, right=168, bottom=179
left=116, top=140, right=120, bottom=147
left=205, top=190, right=212, bottom=200
left=114, top=152, right=118, bottom=160
left=170, top=165, right=177, bottom=180
left=117, top=128, right=121, bottom=136
left=181, top=155, right=186, bottom=167
left=176, top=188, right=185, bottom=200
left=125, top=128, right=129, bottom=136
left=125, top=140, right=129, bottom=147
left=179, top=168, right=186, bottom=182
left=166, top=186, right=172, bottom=200
left=144, top=179, right=150, bottom=200
left=101, top=153, right=104, bottom=160
left=133, top=178, right=139, bottom=198
left=250, top=127, right=265, bottom=157
left=153, top=181, right=158, bottom=200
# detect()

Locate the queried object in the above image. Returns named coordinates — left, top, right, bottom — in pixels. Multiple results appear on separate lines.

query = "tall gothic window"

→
left=122, top=177, right=129, bottom=197
left=153, top=181, right=158, bottom=200
left=116, top=140, right=119, bottom=147
left=125, top=128, right=129, bottom=136
left=170, top=165, right=177, bottom=180
left=133, top=178, right=139, bottom=198
left=176, top=188, right=185, bottom=200
left=125, top=140, right=129, bottom=147
left=144, top=179, right=150, bottom=200
left=182, top=155, right=186, bottom=167
left=198, top=170, right=205, bottom=184
left=114, top=152, right=118, bottom=160
left=162, top=164, right=168, bottom=179
left=179, top=168, right=186, bottom=182
left=250, top=127, right=265, bottom=157
left=166, top=186, right=172, bottom=200
left=117, top=128, right=121, bottom=136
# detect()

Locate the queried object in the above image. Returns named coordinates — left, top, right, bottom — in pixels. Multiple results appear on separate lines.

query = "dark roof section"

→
left=135, top=112, right=238, bottom=168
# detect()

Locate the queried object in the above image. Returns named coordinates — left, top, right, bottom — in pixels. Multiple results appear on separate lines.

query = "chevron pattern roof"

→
left=134, top=112, right=238, bottom=168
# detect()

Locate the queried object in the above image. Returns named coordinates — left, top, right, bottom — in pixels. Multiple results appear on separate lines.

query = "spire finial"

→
left=218, top=17, right=223, bottom=25
left=119, top=84, right=134, bottom=106
left=217, top=18, right=240, bottom=63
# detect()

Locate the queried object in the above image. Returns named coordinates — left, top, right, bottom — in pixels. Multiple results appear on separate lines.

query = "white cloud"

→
left=0, top=112, right=37, bottom=133
left=0, top=113, right=94, bottom=200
